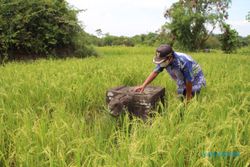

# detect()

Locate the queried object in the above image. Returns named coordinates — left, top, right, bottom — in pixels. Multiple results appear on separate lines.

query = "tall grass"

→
left=0, top=46, right=249, bottom=166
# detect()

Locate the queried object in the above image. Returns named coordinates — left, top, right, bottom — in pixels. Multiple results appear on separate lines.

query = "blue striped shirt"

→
left=154, top=52, right=206, bottom=92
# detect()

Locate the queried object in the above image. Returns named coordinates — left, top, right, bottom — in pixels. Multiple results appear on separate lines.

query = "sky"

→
left=66, top=0, right=250, bottom=37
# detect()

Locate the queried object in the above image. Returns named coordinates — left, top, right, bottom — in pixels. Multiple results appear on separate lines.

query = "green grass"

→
left=0, top=46, right=249, bottom=167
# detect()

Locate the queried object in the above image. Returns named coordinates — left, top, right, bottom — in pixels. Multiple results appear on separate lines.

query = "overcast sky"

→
left=66, top=0, right=250, bottom=37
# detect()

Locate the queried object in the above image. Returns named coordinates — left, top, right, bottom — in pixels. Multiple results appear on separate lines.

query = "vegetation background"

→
left=0, top=0, right=249, bottom=166
left=0, top=46, right=249, bottom=166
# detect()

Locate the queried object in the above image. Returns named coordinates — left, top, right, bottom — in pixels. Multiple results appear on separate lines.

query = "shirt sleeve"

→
left=153, top=64, right=164, bottom=73
left=182, top=61, right=194, bottom=82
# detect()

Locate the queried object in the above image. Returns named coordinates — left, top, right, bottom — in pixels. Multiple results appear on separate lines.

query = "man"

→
left=135, top=44, right=206, bottom=101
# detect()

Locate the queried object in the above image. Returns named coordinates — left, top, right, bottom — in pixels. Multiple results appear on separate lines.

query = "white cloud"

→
left=227, top=20, right=249, bottom=26
left=66, top=0, right=250, bottom=37
left=67, top=0, right=177, bottom=36
left=226, top=20, right=250, bottom=36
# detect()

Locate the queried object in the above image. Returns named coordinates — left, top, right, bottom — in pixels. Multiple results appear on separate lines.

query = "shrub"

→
left=0, top=0, right=96, bottom=63
left=220, top=23, right=239, bottom=53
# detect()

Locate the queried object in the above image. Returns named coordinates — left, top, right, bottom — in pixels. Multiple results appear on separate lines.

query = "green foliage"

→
left=204, top=35, right=221, bottom=49
left=238, top=35, right=250, bottom=47
left=238, top=45, right=250, bottom=55
left=86, top=30, right=248, bottom=52
left=246, top=11, right=250, bottom=22
left=88, top=31, right=173, bottom=47
left=155, top=25, right=175, bottom=46
left=0, top=46, right=249, bottom=166
left=164, top=0, right=231, bottom=51
left=89, top=34, right=135, bottom=47
left=0, top=0, right=95, bottom=63
left=220, top=23, right=239, bottom=53
left=131, top=33, right=158, bottom=46
left=131, top=32, right=172, bottom=46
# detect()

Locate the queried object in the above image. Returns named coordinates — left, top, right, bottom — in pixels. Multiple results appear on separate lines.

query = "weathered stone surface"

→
left=106, top=86, right=165, bottom=119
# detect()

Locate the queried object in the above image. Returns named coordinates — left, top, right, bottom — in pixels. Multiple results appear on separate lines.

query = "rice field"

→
left=0, top=46, right=249, bottom=167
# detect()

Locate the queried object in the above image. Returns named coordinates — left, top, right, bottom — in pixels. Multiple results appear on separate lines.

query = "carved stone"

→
left=106, top=86, right=165, bottom=119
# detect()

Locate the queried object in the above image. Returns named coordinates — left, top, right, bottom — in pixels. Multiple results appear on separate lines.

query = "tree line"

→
left=90, top=0, right=250, bottom=54
left=0, top=0, right=249, bottom=64
left=87, top=29, right=250, bottom=50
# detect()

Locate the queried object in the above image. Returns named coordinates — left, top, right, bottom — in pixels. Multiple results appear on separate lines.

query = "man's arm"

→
left=134, top=71, right=159, bottom=93
left=185, top=81, right=192, bottom=101
left=181, top=61, right=194, bottom=102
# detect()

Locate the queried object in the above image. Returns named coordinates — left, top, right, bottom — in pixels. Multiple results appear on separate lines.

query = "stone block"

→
left=106, top=86, right=165, bottom=119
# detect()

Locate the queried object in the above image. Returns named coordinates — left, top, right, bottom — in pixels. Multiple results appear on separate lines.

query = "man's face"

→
left=160, top=56, right=173, bottom=67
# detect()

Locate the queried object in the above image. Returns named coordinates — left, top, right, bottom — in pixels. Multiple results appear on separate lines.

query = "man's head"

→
left=153, top=44, right=173, bottom=67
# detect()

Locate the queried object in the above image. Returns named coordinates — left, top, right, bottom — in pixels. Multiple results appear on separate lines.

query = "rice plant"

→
left=0, top=46, right=249, bottom=167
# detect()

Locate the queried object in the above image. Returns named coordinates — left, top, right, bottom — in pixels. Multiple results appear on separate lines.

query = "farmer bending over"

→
left=135, top=44, right=206, bottom=101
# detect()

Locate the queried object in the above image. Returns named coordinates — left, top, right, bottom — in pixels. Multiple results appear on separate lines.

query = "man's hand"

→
left=134, top=71, right=159, bottom=93
left=134, top=85, right=145, bottom=93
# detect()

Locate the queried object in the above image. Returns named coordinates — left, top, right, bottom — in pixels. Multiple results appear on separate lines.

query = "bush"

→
left=220, top=24, right=239, bottom=53
left=0, top=0, right=96, bottom=63
left=204, top=35, right=221, bottom=49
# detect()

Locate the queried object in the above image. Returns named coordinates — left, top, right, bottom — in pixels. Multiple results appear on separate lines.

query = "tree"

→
left=220, top=23, right=239, bottom=53
left=204, top=34, right=221, bottom=49
left=164, top=0, right=231, bottom=51
left=95, top=29, right=103, bottom=38
left=156, top=25, right=176, bottom=46
left=0, top=0, right=95, bottom=63
left=238, top=35, right=250, bottom=47
left=246, top=11, right=250, bottom=22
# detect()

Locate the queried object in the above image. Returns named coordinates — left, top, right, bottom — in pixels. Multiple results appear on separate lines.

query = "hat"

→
left=153, top=44, right=173, bottom=64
